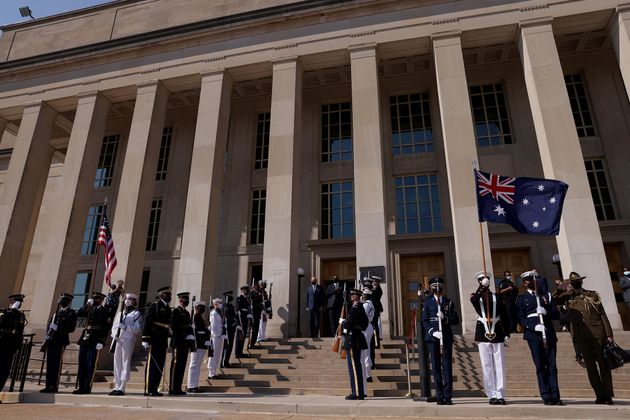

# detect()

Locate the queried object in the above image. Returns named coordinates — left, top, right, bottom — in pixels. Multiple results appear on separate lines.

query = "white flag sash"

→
left=479, top=293, right=497, bottom=341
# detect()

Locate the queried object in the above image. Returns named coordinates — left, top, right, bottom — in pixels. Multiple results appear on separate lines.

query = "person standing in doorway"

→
left=306, top=276, right=324, bottom=338
left=326, top=276, right=344, bottom=336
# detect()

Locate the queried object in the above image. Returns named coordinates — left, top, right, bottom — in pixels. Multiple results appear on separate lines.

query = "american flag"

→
left=97, top=212, right=117, bottom=287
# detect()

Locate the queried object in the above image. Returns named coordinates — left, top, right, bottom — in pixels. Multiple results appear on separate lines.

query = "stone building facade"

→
left=1, top=0, right=629, bottom=337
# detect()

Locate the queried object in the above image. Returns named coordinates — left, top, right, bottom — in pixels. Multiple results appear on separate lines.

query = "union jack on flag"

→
left=97, top=212, right=117, bottom=287
left=476, top=170, right=516, bottom=204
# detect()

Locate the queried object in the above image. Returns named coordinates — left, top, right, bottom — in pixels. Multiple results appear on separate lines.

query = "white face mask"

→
left=11, top=301, right=21, bottom=310
left=124, top=299, right=133, bottom=307
left=480, top=277, right=490, bottom=288
left=505, top=275, right=512, bottom=280
left=624, top=271, right=630, bottom=277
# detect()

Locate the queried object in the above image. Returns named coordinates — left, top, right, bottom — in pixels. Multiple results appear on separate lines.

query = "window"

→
left=155, top=127, right=173, bottom=181
left=139, top=269, right=151, bottom=313
left=565, top=74, right=596, bottom=138
left=81, top=205, right=104, bottom=255
left=250, top=189, right=266, bottom=245
left=321, top=102, right=352, bottom=162
left=250, top=264, right=263, bottom=284
left=146, top=199, right=163, bottom=251
left=395, top=174, right=442, bottom=234
left=321, top=181, right=354, bottom=239
left=469, top=83, right=513, bottom=146
left=585, top=159, right=615, bottom=221
left=390, top=93, right=434, bottom=155
left=254, top=113, right=271, bottom=169
left=94, top=134, right=120, bottom=188
left=72, top=272, right=92, bottom=310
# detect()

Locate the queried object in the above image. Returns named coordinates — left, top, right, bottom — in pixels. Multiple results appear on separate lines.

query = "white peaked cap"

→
left=473, top=271, right=487, bottom=281
left=212, top=297, right=223, bottom=304
left=125, top=293, right=138, bottom=300
left=194, top=301, right=206, bottom=307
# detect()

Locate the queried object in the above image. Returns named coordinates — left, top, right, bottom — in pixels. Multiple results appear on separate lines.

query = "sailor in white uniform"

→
left=207, top=298, right=225, bottom=380
left=361, top=287, right=375, bottom=395
left=109, top=293, right=143, bottom=395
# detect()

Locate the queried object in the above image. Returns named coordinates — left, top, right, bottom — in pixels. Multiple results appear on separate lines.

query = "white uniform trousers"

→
left=361, top=326, right=374, bottom=395
left=478, top=342, right=506, bottom=399
left=187, top=348, right=206, bottom=388
left=257, top=315, right=267, bottom=342
left=113, top=339, right=135, bottom=391
left=207, top=336, right=224, bottom=377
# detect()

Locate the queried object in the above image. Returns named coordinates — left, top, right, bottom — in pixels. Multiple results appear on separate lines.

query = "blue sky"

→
left=1, top=0, right=111, bottom=28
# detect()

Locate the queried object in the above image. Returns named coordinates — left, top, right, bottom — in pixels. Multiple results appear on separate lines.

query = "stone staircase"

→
left=23, top=331, right=630, bottom=399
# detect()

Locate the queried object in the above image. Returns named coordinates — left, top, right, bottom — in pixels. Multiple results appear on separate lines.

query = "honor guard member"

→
left=341, top=289, right=369, bottom=400
left=104, top=280, right=125, bottom=318
left=234, top=285, right=250, bottom=358
left=257, top=280, right=269, bottom=342
left=221, top=291, right=238, bottom=368
left=74, top=292, right=111, bottom=394
left=187, top=301, right=209, bottom=393
left=207, top=298, right=225, bottom=380
left=41, top=292, right=77, bottom=393
left=516, top=271, right=562, bottom=405
left=422, top=276, right=459, bottom=405
left=0, top=294, right=27, bottom=391
left=370, top=276, right=384, bottom=343
left=142, top=286, right=172, bottom=397
left=169, top=292, right=194, bottom=395
left=249, top=282, right=264, bottom=349
left=109, top=293, right=142, bottom=395
left=470, top=272, right=510, bottom=405
left=361, top=287, right=375, bottom=393
left=565, top=272, right=615, bottom=405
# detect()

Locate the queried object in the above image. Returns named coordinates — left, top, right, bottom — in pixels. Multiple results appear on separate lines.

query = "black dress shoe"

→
left=436, top=399, right=446, bottom=405
left=72, top=389, right=90, bottom=395
left=445, top=399, right=453, bottom=405
left=366, top=377, right=373, bottom=383
left=345, top=395, right=358, bottom=400
left=497, top=398, right=507, bottom=405
left=108, top=390, right=118, bottom=396
left=544, top=399, right=554, bottom=405
left=40, top=388, right=55, bottom=393
left=489, top=398, right=498, bottom=405
left=554, top=399, right=565, bottom=406
left=605, top=397, right=614, bottom=405
left=357, top=396, right=365, bottom=400
left=168, top=390, right=187, bottom=396
left=145, top=391, right=163, bottom=397
left=595, top=397, right=605, bottom=404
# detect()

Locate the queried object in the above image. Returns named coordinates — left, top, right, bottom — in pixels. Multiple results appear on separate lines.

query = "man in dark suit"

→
left=306, top=276, right=324, bottom=338
left=517, top=271, right=562, bottom=405
left=41, top=292, right=77, bottom=393
left=141, top=286, right=172, bottom=397
left=326, top=276, right=344, bottom=336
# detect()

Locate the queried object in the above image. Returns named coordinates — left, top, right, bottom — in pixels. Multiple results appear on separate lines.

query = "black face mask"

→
left=197, top=307, right=206, bottom=314
left=526, top=282, right=535, bottom=291
left=162, top=295, right=172, bottom=303
left=570, top=280, right=583, bottom=290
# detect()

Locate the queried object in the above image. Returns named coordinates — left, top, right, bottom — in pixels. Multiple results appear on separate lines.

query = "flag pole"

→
left=472, top=160, right=487, bottom=275
left=90, top=197, right=108, bottom=296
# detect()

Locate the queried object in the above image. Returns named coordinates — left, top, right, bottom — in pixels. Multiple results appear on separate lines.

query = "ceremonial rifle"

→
left=38, top=302, right=61, bottom=385
left=267, top=283, right=273, bottom=320
left=109, top=285, right=126, bottom=354
left=247, top=278, right=255, bottom=346
left=533, top=273, right=548, bottom=348
left=436, top=293, right=444, bottom=355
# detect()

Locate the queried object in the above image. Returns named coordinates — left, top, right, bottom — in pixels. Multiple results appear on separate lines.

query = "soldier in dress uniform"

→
left=369, top=276, right=383, bottom=369
left=104, top=280, right=125, bottom=318
left=141, top=286, right=172, bottom=397
left=565, top=272, right=615, bottom=405
left=221, top=291, right=238, bottom=368
left=360, top=287, right=375, bottom=394
left=74, top=292, right=111, bottom=394
left=257, top=280, right=269, bottom=343
left=207, top=298, right=225, bottom=380
left=109, top=293, right=142, bottom=396
left=516, top=271, right=562, bottom=405
left=187, top=301, right=209, bottom=393
left=169, top=291, right=195, bottom=395
left=341, top=288, right=369, bottom=400
left=41, top=292, right=77, bottom=393
left=421, top=276, right=459, bottom=405
left=234, top=285, right=250, bottom=358
left=0, top=294, right=27, bottom=391
left=470, top=272, right=510, bottom=405
left=249, top=282, right=264, bottom=349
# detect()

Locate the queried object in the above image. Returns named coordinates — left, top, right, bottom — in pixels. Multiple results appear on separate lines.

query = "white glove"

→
left=436, top=311, right=444, bottom=320
left=534, top=324, right=545, bottom=333
left=142, top=341, right=150, bottom=350
left=339, top=318, right=345, bottom=325
left=95, top=343, right=103, bottom=350
left=204, top=340, right=211, bottom=346
left=118, top=324, right=127, bottom=331
left=87, top=299, right=94, bottom=306
left=185, top=334, right=194, bottom=340
left=432, top=331, right=443, bottom=340
left=247, top=314, right=253, bottom=320
left=504, top=336, right=510, bottom=345
left=49, top=323, right=58, bottom=331
left=536, top=307, right=547, bottom=315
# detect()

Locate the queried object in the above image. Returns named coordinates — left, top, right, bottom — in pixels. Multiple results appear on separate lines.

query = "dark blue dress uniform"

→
left=0, top=294, right=27, bottom=391
left=235, top=286, right=250, bottom=357
left=142, top=287, right=172, bottom=396
left=342, top=291, right=369, bottom=400
left=221, top=292, right=237, bottom=367
left=75, top=293, right=111, bottom=394
left=422, top=288, right=459, bottom=404
left=249, top=287, right=264, bottom=348
left=41, top=293, right=77, bottom=393
left=516, top=289, right=561, bottom=404
left=169, top=297, right=194, bottom=395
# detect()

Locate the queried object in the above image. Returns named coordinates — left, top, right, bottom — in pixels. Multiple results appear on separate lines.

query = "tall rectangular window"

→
left=395, top=174, right=442, bottom=234
left=94, top=134, right=120, bottom=188
left=585, top=159, right=615, bottom=221
left=139, top=269, right=151, bottom=313
left=250, top=189, right=266, bottom=245
left=146, top=199, right=163, bottom=251
left=321, top=102, right=352, bottom=162
left=72, top=272, right=92, bottom=310
left=321, top=181, right=354, bottom=239
left=390, top=93, right=434, bottom=155
left=254, top=112, right=270, bottom=169
left=469, top=83, right=513, bottom=147
left=81, top=205, right=104, bottom=255
left=250, top=264, right=263, bottom=284
left=565, top=74, right=596, bottom=137
left=155, top=126, right=173, bottom=181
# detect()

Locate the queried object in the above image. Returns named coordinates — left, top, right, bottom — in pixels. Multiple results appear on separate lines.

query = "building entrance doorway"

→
left=321, top=259, right=356, bottom=337
left=605, top=244, right=630, bottom=330
left=491, top=249, right=531, bottom=292
left=400, top=255, right=444, bottom=335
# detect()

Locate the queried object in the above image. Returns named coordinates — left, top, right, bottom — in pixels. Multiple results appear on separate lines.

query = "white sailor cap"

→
left=362, top=288, right=372, bottom=295
left=125, top=293, right=138, bottom=300
left=194, top=301, right=206, bottom=307
left=212, top=297, right=223, bottom=305
left=473, top=271, right=487, bottom=281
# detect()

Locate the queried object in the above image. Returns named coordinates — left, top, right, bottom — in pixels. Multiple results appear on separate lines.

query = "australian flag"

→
left=475, top=169, right=569, bottom=236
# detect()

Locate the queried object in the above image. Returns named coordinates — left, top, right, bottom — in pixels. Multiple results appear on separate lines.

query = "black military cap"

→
left=428, top=276, right=445, bottom=286
left=157, top=286, right=172, bottom=294
left=92, top=292, right=106, bottom=299
left=60, top=292, right=74, bottom=299
left=349, top=288, right=362, bottom=296
left=9, top=294, right=25, bottom=302
left=222, top=291, right=234, bottom=296
left=176, top=291, right=190, bottom=298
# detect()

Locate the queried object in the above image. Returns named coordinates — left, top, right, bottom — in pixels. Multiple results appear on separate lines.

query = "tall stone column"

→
left=432, top=32, right=492, bottom=333
left=0, top=116, right=7, bottom=142
left=0, top=101, right=56, bottom=295
left=349, top=45, right=391, bottom=337
left=176, top=70, right=232, bottom=301
left=28, top=92, right=111, bottom=325
left=262, top=58, right=302, bottom=337
left=111, top=81, right=169, bottom=293
left=611, top=5, right=630, bottom=104
left=519, top=19, right=621, bottom=328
